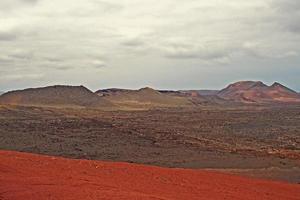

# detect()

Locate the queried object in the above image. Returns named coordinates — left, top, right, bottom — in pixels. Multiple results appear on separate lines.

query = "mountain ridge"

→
left=0, top=81, right=299, bottom=109
left=96, top=86, right=192, bottom=109
left=218, top=81, right=300, bottom=103
left=0, top=85, right=114, bottom=108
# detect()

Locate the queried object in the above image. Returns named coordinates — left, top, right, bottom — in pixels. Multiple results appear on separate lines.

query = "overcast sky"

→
left=0, top=0, right=300, bottom=92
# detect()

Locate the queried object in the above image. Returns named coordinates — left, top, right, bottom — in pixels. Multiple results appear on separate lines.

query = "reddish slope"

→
left=1, top=151, right=299, bottom=200
left=218, top=81, right=300, bottom=103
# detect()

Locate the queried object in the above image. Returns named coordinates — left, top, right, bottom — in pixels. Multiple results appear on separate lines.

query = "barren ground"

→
left=1, top=150, right=299, bottom=200
left=0, top=105, right=299, bottom=183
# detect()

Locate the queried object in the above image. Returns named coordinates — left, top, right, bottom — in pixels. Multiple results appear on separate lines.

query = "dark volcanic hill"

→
left=218, top=81, right=300, bottom=103
left=96, top=87, right=192, bottom=109
left=0, top=85, right=114, bottom=108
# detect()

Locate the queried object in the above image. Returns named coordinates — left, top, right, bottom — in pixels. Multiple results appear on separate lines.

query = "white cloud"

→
left=0, top=0, right=299, bottom=91
left=1, top=73, right=43, bottom=81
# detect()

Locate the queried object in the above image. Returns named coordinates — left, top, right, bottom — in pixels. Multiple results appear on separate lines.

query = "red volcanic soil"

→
left=218, top=81, right=300, bottom=103
left=0, top=151, right=299, bottom=200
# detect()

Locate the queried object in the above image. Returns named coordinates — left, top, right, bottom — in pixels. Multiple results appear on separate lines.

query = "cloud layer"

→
left=0, top=0, right=299, bottom=91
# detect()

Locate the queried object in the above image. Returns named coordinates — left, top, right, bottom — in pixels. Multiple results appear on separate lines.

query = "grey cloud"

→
left=54, top=66, right=72, bottom=70
left=272, top=0, right=300, bottom=12
left=21, top=0, right=39, bottom=4
left=8, top=50, right=33, bottom=60
left=269, top=0, right=300, bottom=33
left=59, top=1, right=123, bottom=18
left=1, top=0, right=300, bottom=91
left=283, top=17, right=300, bottom=33
left=0, top=56, right=15, bottom=64
left=42, top=57, right=64, bottom=63
left=119, top=37, right=152, bottom=56
left=161, top=40, right=236, bottom=61
left=88, top=59, right=107, bottom=68
left=1, top=74, right=44, bottom=81
left=35, top=57, right=107, bottom=70
left=0, top=0, right=39, bottom=11
left=288, top=24, right=300, bottom=33
left=121, top=39, right=145, bottom=47
left=164, top=48, right=224, bottom=60
left=0, top=32, right=17, bottom=41
left=92, top=1, right=123, bottom=12
left=0, top=48, right=34, bottom=67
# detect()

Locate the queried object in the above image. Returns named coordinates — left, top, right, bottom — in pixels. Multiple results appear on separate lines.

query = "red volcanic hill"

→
left=96, top=87, right=192, bottom=109
left=218, top=81, right=300, bottom=103
left=0, top=150, right=299, bottom=200
left=0, top=85, right=113, bottom=108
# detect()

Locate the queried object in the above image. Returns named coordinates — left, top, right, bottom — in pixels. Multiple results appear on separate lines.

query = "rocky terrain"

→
left=0, top=104, right=299, bottom=183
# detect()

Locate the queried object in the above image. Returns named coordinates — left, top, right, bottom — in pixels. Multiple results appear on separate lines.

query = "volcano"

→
left=218, top=81, right=300, bottom=103
left=0, top=85, right=114, bottom=108
left=96, top=87, right=192, bottom=109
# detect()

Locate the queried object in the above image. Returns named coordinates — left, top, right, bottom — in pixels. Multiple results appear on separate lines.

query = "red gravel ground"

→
left=0, top=150, right=299, bottom=200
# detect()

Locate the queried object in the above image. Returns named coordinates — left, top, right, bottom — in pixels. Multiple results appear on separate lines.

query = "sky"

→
left=0, top=0, right=300, bottom=92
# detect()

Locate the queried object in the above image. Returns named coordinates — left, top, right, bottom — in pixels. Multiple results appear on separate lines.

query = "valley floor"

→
left=0, top=105, right=300, bottom=183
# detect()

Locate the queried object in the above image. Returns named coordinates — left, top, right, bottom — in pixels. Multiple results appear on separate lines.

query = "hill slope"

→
left=0, top=85, right=113, bottom=108
left=96, top=87, right=192, bottom=109
left=218, top=81, right=300, bottom=103
left=0, top=151, right=299, bottom=200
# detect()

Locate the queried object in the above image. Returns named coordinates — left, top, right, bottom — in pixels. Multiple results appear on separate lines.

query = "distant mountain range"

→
left=0, top=81, right=299, bottom=109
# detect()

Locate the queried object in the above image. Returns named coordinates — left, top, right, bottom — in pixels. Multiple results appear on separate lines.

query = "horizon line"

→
left=1, top=80, right=299, bottom=93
